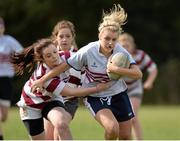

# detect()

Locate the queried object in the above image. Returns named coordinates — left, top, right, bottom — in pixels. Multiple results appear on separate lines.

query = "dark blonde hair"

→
left=51, top=20, right=77, bottom=49
left=52, top=20, right=76, bottom=39
left=119, top=32, right=136, bottom=47
left=11, top=38, right=55, bottom=75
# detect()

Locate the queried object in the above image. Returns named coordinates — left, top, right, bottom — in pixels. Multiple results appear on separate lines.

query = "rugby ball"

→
left=107, top=52, right=130, bottom=80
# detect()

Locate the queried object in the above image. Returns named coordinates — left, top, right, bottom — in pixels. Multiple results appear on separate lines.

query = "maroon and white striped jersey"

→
left=17, top=63, right=66, bottom=109
left=124, top=49, right=157, bottom=95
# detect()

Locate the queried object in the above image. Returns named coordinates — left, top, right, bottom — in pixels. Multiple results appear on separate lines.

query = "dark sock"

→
left=0, top=135, right=3, bottom=140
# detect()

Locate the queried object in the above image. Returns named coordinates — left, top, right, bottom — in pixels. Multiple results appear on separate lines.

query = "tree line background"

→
left=0, top=0, right=180, bottom=105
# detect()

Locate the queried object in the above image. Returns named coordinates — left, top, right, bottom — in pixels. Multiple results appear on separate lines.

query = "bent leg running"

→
left=95, top=108, right=119, bottom=140
left=46, top=107, right=72, bottom=140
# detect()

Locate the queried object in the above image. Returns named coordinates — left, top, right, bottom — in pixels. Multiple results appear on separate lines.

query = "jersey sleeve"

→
left=8, top=35, right=23, bottom=53
left=67, top=46, right=88, bottom=71
left=142, top=53, right=157, bottom=73
left=127, top=51, right=136, bottom=65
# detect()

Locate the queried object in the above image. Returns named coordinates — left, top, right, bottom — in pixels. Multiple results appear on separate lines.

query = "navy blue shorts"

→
left=84, top=90, right=134, bottom=122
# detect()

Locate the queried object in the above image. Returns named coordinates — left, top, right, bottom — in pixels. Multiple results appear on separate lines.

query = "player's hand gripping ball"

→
left=107, top=52, right=130, bottom=80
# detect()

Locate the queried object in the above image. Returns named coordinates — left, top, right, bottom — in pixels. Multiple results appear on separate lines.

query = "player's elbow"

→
left=130, top=70, right=143, bottom=80
left=138, top=70, right=143, bottom=78
left=130, top=65, right=143, bottom=79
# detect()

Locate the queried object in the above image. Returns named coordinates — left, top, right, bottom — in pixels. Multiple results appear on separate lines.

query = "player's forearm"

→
left=41, top=62, right=70, bottom=83
left=69, top=87, right=98, bottom=97
left=115, top=65, right=142, bottom=79
left=146, top=68, right=158, bottom=85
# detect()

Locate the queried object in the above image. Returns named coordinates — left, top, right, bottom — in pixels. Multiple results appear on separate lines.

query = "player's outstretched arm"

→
left=31, top=62, right=70, bottom=93
left=61, top=81, right=112, bottom=97
left=144, top=67, right=158, bottom=90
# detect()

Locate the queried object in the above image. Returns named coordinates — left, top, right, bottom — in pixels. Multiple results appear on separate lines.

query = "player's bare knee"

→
left=105, top=122, right=119, bottom=137
left=55, top=121, right=69, bottom=132
left=119, top=131, right=132, bottom=140
left=132, top=116, right=138, bottom=123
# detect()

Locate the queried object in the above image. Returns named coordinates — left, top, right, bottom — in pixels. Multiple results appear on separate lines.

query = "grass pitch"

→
left=2, top=105, right=180, bottom=140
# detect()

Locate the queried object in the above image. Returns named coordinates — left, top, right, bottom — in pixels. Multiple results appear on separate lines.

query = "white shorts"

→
left=19, top=100, right=65, bottom=120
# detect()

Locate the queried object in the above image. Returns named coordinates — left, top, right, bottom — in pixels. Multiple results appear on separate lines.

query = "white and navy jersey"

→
left=67, top=41, right=136, bottom=97
left=0, top=35, right=23, bottom=77
left=17, top=63, right=65, bottom=110
left=124, top=49, right=157, bottom=95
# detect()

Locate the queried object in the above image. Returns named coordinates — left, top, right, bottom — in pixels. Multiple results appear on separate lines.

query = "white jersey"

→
left=0, top=35, right=23, bottom=77
left=17, top=63, right=65, bottom=110
left=124, top=49, right=157, bottom=95
left=67, top=41, right=136, bottom=97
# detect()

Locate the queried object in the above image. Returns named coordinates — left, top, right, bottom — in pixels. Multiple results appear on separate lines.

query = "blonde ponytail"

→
left=98, top=4, right=127, bottom=35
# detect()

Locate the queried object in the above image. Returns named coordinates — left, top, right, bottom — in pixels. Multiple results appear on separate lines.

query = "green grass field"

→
left=2, top=105, right=180, bottom=140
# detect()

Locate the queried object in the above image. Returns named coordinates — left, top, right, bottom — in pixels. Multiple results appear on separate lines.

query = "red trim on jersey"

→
left=22, top=90, right=35, bottom=106
left=0, top=53, right=10, bottom=63
left=35, top=64, right=47, bottom=79
left=85, top=73, right=92, bottom=82
left=72, top=48, right=78, bottom=52
left=136, top=51, right=145, bottom=65
left=81, top=70, right=85, bottom=75
left=22, top=90, right=50, bottom=109
left=41, top=65, right=47, bottom=77
left=85, top=68, right=109, bottom=82
left=144, top=60, right=153, bottom=71
left=86, top=67, right=108, bottom=76
left=64, top=51, right=71, bottom=60
left=68, top=75, right=81, bottom=85
left=46, top=78, right=61, bottom=92
left=86, top=68, right=109, bottom=79
left=59, top=51, right=71, bottom=60
left=35, top=92, right=51, bottom=101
